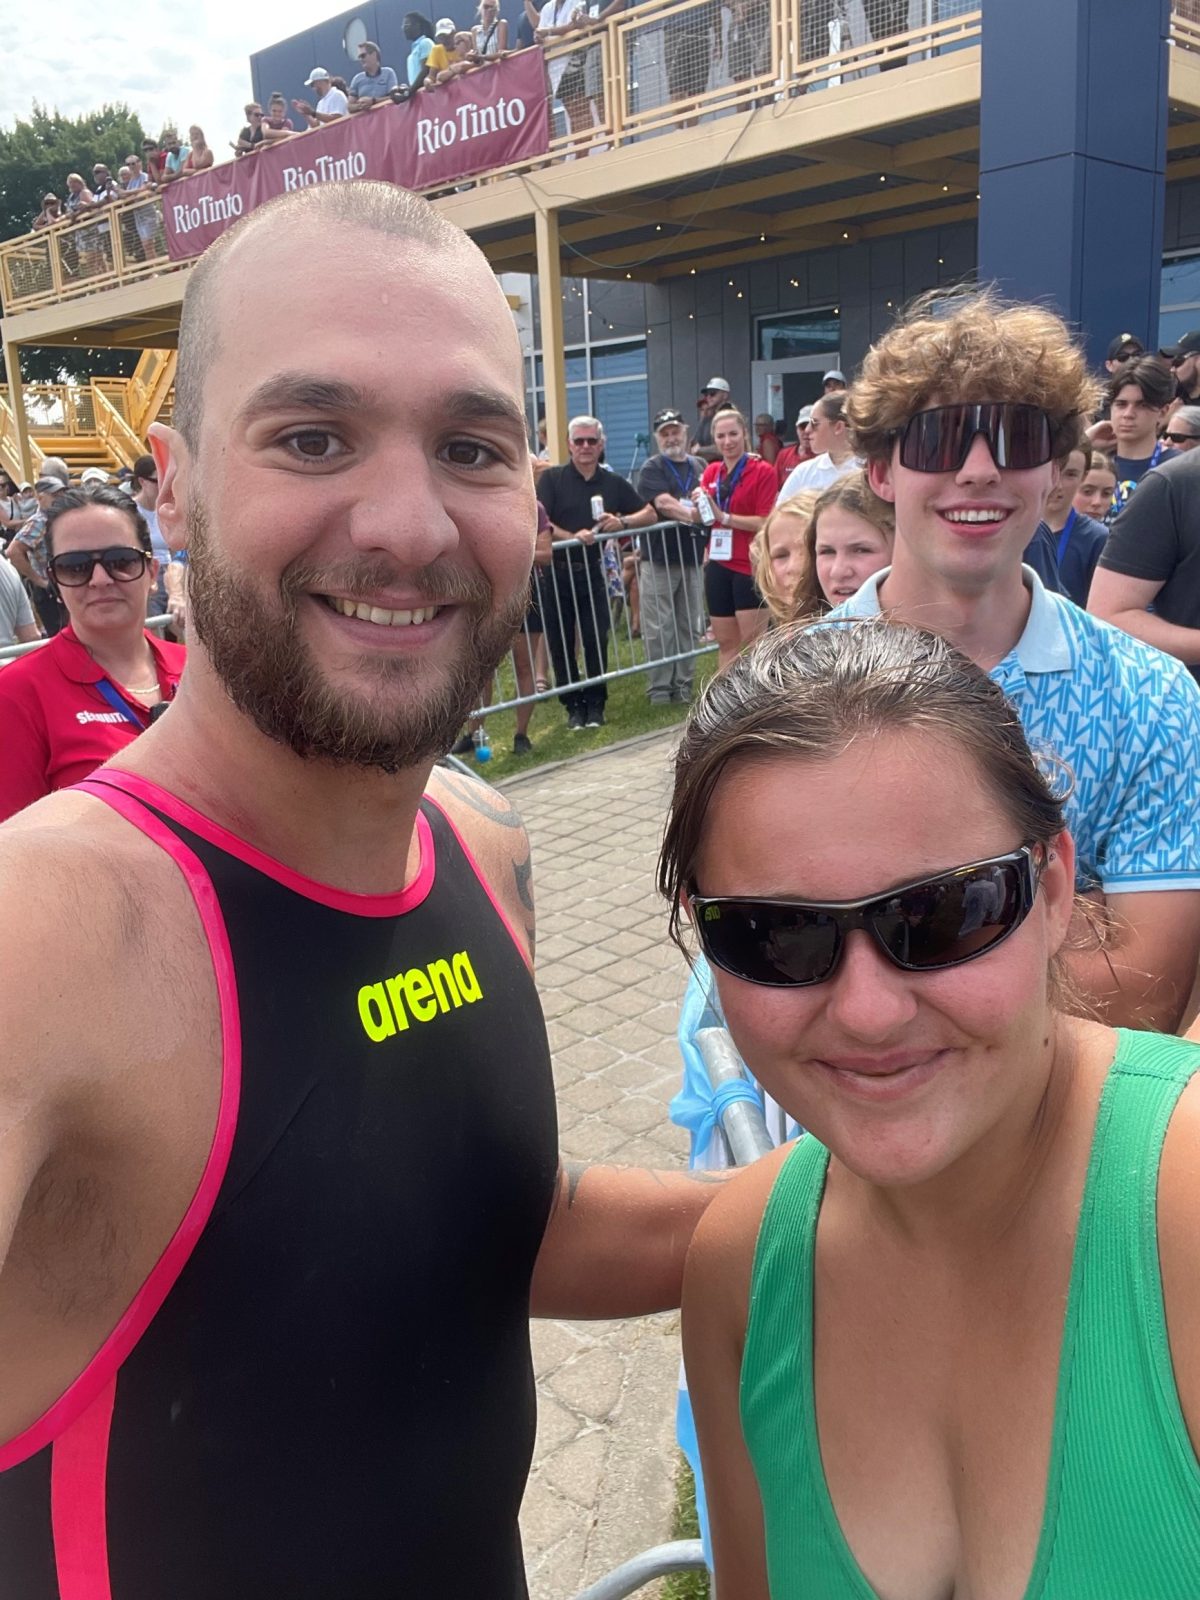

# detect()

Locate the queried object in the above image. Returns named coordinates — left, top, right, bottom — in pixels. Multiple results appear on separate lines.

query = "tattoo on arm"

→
left=438, top=770, right=524, bottom=830
left=513, top=849, right=536, bottom=960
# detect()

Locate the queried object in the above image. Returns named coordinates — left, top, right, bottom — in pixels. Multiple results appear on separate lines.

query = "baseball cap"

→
left=823, top=369, right=846, bottom=384
left=797, top=404, right=814, bottom=425
left=34, top=476, right=63, bottom=492
left=80, top=467, right=109, bottom=485
left=702, top=377, right=731, bottom=394
left=435, top=16, right=456, bottom=33
left=304, top=67, right=331, bottom=85
left=1107, top=332, right=1144, bottom=361
left=653, top=408, right=686, bottom=429
left=1160, top=329, right=1200, bottom=362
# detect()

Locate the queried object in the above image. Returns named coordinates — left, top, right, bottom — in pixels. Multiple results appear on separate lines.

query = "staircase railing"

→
left=91, top=385, right=145, bottom=470
left=0, top=391, right=45, bottom=484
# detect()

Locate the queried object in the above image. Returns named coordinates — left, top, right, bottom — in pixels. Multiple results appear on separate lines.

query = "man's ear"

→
left=867, top=456, right=896, bottom=504
left=149, top=423, right=188, bottom=551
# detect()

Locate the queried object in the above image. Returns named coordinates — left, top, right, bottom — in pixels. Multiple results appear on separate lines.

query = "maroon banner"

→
left=163, top=49, right=549, bottom=260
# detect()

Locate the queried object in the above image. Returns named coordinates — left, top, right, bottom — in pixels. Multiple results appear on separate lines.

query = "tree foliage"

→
left=0, top=103, right=147, bottom=384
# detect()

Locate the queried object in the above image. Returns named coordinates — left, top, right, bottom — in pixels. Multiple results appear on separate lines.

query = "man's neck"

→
left=877, top=550, right=1033, bottom=673
left=572, top=461, right=597, bottom=481
left=114, top=654, right=429, bottom=894
left=1118, top=432, right=1157, bottom=462
left=1044, top=501, right=1072, bottom=534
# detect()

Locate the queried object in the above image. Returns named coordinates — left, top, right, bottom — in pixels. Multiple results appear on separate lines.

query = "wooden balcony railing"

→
left=0, top=0, right=986, bottom=318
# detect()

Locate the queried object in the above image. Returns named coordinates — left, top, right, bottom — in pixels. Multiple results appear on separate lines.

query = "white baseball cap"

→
left=304, top=67, right=332, bottom=85
left=80, top=467, right=110, bottom=485
left=823, top=369, right=846, bottom=384
left=435, top=16, right=456, bottom=33
left=703, top=377, right=731, bottom=393
left=797, top=405, right=814, bottom=425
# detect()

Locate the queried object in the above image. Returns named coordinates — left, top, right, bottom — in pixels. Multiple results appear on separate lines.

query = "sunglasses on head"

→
left=893, top=403, right=1054, bottom=474
left=49, top=547, right=149, bottom=586
left=689, top=845, right=1045, bottom=989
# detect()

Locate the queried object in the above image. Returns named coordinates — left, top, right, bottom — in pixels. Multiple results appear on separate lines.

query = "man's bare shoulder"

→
left=425, top=764, right=535, bottom=961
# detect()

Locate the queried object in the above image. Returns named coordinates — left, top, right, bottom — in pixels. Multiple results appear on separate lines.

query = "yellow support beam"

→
left=1, top=340, right=34, bottom=483
left=534, top=207, right=568, bottom=464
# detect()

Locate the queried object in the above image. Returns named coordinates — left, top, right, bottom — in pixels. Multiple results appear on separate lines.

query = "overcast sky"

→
left=0, top=0, right=344, bottom=160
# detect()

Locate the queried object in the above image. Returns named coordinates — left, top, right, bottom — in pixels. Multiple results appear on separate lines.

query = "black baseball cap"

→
left=653, top=408, right=686, bottom=429
left=1106, top=332, right=1144, bottom=362
left=1160, top=329, right=1200, bottom=362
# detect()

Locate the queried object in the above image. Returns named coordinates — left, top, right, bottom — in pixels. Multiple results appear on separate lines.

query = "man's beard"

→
left=185, top=496, right=528, bottom=774
left=661, top=443, right=688, bottom=460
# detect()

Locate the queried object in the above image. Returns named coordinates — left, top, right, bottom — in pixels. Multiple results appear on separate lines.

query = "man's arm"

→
left=428, top=764, right=536, bottom=961
left=6, top=539, right=39, bottom=587
left=14, top=622, right=39, bottom=644
left=530, top=1159, right=730, bottom=1317
left=1067, top=889, right=1200, bottom=1033
left=1087, top=568, right=1200, bottom=664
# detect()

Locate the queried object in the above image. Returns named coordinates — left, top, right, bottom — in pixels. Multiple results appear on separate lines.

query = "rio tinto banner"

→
left=163, top=49, right=549, bottom=260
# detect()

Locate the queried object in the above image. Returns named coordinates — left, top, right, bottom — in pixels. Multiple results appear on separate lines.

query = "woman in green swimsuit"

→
left=665, top=619, right=1200, bottom=1599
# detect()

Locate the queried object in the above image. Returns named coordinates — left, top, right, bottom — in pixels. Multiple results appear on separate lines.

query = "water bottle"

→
left=472, top=726, right=492, bottom=763
left=695, top=487, right=717, bottom=528
left=590, top=493, right=605, bottom=524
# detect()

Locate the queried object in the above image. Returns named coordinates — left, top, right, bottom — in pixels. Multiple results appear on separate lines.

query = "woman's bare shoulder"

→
left=685, top=1141, right=797, bottom=1324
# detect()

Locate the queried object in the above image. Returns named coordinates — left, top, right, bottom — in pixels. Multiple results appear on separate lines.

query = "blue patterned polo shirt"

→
left=830, top=567, right=1200, bottom=895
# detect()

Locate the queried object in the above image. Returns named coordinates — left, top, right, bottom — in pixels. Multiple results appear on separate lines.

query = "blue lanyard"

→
left=716, top=454, right=748, bottom=514
left=663, top=457, right=695, bottom=498
left=95, top=678, right=148, bottom=728
left=1055, top=507, right=1077, bottom=568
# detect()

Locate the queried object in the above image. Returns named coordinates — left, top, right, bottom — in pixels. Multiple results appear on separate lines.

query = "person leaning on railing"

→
left=32, top=192, right=62, bottom=230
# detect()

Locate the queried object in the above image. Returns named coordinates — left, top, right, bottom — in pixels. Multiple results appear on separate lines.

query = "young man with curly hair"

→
left=829, top=289, right=1200, bottom=1032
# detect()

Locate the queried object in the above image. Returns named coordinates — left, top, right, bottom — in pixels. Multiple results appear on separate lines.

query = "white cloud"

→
left=0, top=0, right=347, bottom=169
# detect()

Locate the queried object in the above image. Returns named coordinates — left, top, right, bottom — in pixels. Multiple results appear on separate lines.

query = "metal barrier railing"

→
left=0, top=609, right=172, bottom=665
left=473, top=520, right=713, bottom=725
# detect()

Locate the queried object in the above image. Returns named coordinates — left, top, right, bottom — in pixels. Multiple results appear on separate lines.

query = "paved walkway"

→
left=503, top=730, right=693, bottom=1600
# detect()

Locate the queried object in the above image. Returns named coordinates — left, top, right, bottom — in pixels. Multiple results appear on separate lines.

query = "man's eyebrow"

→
left=438, top=388, right=529, bottom=435
left=237, top=375, right=368, bottom=422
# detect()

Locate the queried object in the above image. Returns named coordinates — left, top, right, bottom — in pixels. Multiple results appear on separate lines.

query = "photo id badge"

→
left=709, top=528, right=733, bottom=562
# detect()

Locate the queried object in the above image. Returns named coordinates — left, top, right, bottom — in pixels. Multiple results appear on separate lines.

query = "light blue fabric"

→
left=831, top=567, right=1200, bottom=896
left=669, top=960, right=728, bottom=1161
left=350, top=64, right=400, bottom=97
left=405, top=37, right=433, bottom=84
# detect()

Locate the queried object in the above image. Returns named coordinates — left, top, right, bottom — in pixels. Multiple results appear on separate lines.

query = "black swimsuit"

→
left=0, top=770, right=558, bottom=1599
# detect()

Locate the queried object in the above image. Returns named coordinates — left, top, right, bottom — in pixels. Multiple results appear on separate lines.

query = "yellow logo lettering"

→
left=358, top=983, right=396, bottom=1042
left=404, top=967, right=437, bottom=1023
left=358, top=949, right=483, bottom=1043
left=452, top=951, right=482, bottom=1003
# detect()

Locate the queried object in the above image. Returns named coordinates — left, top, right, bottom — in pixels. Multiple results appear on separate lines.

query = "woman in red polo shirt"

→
left=695, top=408, right=777, bottom=671
left=0, top=484, right=185, bottom=821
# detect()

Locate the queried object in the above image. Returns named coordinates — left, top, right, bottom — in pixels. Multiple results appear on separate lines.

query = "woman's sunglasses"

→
left=49, top=547, right=149, bottom=586
left=893, top=404, right=1054, bottom=474
left=689, top=846, right=1044, bottom=989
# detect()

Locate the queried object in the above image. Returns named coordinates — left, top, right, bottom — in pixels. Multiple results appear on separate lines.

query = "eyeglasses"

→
left=1164, top=431, right=1197, bottom=445
left=894, top=404, right=1054, bottom=474
left=49, top=547, right=150, bottom=586
left=689, top=846, right=1043, bottom=988
left=570, top=436, right=601, bottom=447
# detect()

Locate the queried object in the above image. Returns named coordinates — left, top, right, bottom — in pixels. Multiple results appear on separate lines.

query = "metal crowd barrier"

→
left=0, top=610, right=172, bottom=666
left=475, top=519, right=714, bottom=720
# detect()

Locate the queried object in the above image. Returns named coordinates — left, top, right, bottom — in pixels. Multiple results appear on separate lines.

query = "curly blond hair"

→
left=847, top=287, right=1099, bottom=467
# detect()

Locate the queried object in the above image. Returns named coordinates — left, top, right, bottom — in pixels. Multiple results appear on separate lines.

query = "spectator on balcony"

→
left=159, top=130, right=191, bottom=182
left=294, top=70, right=350, bottom=127
left=348, top=40, right=401, bottom=107
left=473, top=0, right=509, bottom=56
left=64, top=173, right=105, bottom=277
left=536, top=0, right=592, bottom=146
left=665, top=0, right=716, bottom=123
left=260, top=95, right=296, bottom=143
left=122, top=153, right=163, bottom=260
left=181, top=126, right=214, bottom=175
left=90, top=163, right=121, bottom=204
left=426, top=18, right=459, bottom=77
left=32, top=193, right=61, bottom=229
left=117, top=164, right=132, bottom=188
left=403, top=14, right=438, bottom=90
left=63, top=172, right=94, bottom=217
left=727, top=0, right=771, bottom=86
left=141, top=138, right=166, bottom=184
left=233, top=103, right=266, bottom=155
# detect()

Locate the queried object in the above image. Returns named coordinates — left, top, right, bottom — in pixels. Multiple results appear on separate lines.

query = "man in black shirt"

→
left=634, top=409, right=708, bottom=705
left=536, top=417, right=655, bottom=729
left=1088, top=445, right=1200, bottom=683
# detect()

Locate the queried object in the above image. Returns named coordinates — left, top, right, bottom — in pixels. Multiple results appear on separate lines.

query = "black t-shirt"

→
left=1034, top=512, right=1108, bottom=608
left=1100, top=447, right=1200, bottom=679
left=536, top=462, right=645, bottom=566
left=635, top=453, right=708, bottom=566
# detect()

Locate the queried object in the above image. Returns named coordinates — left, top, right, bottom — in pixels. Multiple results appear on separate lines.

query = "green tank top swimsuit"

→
left=740, top=1029, right=1200, bottom=1598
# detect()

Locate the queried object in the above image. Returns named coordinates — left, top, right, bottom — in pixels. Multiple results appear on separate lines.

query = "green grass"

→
left=663, top=1459, right=710, bottom=1600
left=456, top=633, right=718, bottom=781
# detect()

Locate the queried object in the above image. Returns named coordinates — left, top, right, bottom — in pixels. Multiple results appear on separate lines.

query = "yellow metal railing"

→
left=0, top=392, right=44, bottom=484
left=0, top=3, right=982, bottom=316
left=92, top=387, right=145, bottom=469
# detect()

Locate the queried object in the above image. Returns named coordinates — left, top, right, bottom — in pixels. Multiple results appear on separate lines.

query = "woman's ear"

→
left=1042, top=830, right=1077, bottom=957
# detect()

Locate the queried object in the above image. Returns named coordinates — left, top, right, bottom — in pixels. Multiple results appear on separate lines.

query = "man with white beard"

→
left=635, top=407, right=709, bottom=705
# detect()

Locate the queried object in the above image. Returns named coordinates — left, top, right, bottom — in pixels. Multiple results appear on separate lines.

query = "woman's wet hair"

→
left=659, top=619, right=1069, bottom=956
left=44, top=483, right=153, bottom=560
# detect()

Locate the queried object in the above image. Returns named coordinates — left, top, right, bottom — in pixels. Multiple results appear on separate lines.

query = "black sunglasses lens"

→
left=104, top=550, right=146, bottom=580
left=872, top=862, right=1024, bottom=970
left=900, top=406, right=1052, bottom=473
left=698, top=901, right=840, bottom=987
left=52, top=555, right=95, bottom=585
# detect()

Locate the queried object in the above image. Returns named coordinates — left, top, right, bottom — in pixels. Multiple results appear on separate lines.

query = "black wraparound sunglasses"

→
left=689, top=846, right=1045, bottom=989
left=893, top=403, right=1054, bottom=474
left=49, top=547, right=149, bottom=586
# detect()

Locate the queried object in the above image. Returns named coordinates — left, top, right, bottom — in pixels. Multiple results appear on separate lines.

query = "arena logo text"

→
left=357, top=950, right=483, bottom=1042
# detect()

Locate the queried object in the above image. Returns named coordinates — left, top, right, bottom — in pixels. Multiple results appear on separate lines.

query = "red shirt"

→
left=699, top=454, right=778, bottom=575
left=0, top=625, right=186, bottom=821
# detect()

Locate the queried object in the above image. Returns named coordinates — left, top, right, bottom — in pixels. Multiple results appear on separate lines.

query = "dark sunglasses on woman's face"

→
left=893, top=403, right=1054, bottom=475
left=49, top=547, right=149, bottom=586
left=689, top=845, right=1045, bottom=988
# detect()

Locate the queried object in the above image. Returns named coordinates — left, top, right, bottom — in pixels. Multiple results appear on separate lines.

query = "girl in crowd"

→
left=0, top=485, right=185, bottom=820
left=474, top=0, right=509, bottom=54
left=667, top=620, right=1200, bottom=1598
left=754, top=471, right=894, bottom=625
left=693, top=408, right=778, bottom=670
left=1040, top=443, right=1109, bottom=606
left=181, top=126, right=214, bottom=175
left=1074, top=448, right=1118, bottom=524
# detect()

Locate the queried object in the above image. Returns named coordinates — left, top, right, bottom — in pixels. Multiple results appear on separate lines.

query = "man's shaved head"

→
left=173, top=182, right=488, bottom=454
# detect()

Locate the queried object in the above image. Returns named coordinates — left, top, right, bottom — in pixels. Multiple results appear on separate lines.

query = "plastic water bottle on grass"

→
left=472, top=727, right=492, bottom=763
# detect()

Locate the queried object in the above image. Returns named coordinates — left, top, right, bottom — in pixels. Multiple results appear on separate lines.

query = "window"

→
left=344, top=17, right=368, bottom=62
left=756, top=308, right=841, bottom=361
left=529, top=336, right=650, bottom=473
left=1161, top=251, right=1200, bottom=349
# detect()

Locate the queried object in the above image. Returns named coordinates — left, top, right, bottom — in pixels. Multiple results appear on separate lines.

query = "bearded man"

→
left=0, top=182, right=722, bottom=1599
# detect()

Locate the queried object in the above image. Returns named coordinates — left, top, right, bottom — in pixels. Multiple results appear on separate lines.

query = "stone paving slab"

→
left=502, top=732, right=693, bottom=1600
